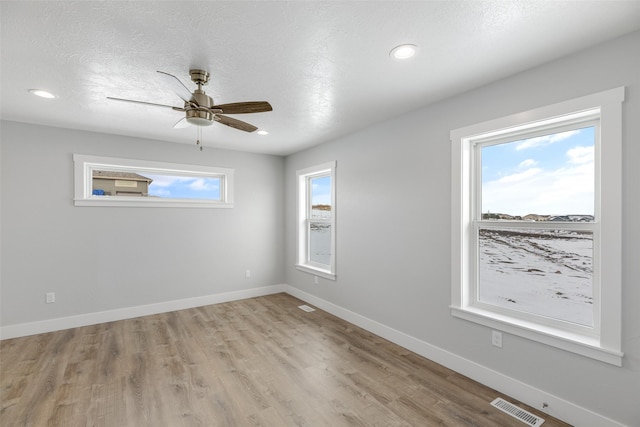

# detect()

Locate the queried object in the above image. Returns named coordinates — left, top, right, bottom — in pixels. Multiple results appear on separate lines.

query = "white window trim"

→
left=450, top=87, right=624, bottom=366
left=296, top=161, right=336, bottom=280
left=74, top=154, right=234, bottom=208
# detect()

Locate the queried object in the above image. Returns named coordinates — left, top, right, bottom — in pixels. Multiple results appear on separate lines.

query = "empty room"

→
left=1, top=1, right=639, bottom=426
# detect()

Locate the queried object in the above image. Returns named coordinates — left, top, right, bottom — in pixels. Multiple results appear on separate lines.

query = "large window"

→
left=74, top=154, right=234, bottom=208
left=297, top=161, right=336, bottom=280
left=451, top=88, right=624, bottom=365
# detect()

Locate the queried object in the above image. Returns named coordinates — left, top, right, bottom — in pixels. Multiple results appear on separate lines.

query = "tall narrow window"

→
left=297, top=162, right=336, bottom=280
left=451, top=87, right=624, bottom=365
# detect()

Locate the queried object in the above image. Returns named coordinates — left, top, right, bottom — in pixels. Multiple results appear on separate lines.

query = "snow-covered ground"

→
left=479, top=228, right=593, bottom=326
left=310, top=225, right=331, bottom=265
left=309, top=209, right=593, bottom=327
left=310, top=208, right=331, bottom=265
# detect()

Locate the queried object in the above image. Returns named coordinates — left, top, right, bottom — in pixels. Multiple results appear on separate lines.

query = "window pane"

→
left=92, top=170, right=221, bottom=201
left=310, top=175, right=332, bottom=220
left=146, top=174, right=221, bottom=200
left=309, top=222, right=331, bottom=265
left=481, top=126, right=595, bottom=221
left=478, top=227, right=593, bottom=327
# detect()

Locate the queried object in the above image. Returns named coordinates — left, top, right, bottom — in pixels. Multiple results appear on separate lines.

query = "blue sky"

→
left=145, top=174, right=221, bottom=200
left=311, top=175, right=332, bottom=206
left=481, top=126, right=595, bottom=216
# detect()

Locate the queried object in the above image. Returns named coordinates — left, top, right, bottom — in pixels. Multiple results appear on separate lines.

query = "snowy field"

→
left=479, top=228, right=593, bottom=326
left=310, top=225, right=331, bottom=265
left=309, top=212, right=593, bottom=327
left=310, top=208, right=331, bottom=265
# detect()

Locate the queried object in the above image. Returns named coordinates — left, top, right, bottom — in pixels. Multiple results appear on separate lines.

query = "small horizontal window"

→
left=74, top=154, right=234, bottom=208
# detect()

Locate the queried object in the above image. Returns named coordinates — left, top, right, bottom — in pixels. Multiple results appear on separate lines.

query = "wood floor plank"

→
left=1, top=293, right=572, bottom=426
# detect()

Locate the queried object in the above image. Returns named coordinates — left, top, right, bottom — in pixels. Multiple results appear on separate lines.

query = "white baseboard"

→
left=0, top=284, right=286, bottom=340
left=284, top=285, right=626, bottom=427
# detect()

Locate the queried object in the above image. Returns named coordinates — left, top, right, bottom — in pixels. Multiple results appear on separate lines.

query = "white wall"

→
left=285, top=31, right=640, bottom=426
left=0, top=123, right=285, bottom=329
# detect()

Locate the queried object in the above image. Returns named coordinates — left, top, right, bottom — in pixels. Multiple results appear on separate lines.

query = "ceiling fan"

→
left=107, top=69, right=272, bottom=133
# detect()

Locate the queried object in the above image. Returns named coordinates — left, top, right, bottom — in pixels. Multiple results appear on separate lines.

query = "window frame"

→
left=450, top=87, right=624, bottom=366
left=73, top=154, right=234, bottom=208
left=296, top=161, right=336, bottom=280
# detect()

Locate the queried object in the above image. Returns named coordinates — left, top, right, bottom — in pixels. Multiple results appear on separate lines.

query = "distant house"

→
left=92, top=170, right=153, bottom=196
left=522, top=214, right=551, bottom=222
left=482, top=213, right=522, bottom=220
left=548, top=214, right=595, bottom=222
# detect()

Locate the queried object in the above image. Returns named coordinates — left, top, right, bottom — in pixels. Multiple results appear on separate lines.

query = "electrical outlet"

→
left=314, top=276, right=319, bottom=284
left=245, top=269, right=251, bottom=278
left=46, top=292, right=55, bottom=304
left=491, top=330, right=503, bottom=348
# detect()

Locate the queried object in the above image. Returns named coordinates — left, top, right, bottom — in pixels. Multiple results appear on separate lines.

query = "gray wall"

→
left=284, top=31, right=640, bottom=426
left=1, top=30, right=638, bottom=427
left=1, top=123, right=285, bottom=325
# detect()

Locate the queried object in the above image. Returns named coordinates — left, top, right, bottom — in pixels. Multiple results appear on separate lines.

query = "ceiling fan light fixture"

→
left=185, top=109, right=214, bottom=126
left=29, top=89, right=56, bottom=99
left=390, top=44, right=418, bottom=60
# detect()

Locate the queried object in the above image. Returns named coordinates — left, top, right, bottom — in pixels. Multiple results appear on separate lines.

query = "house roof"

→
left=92, top=170, right=153, bottom=183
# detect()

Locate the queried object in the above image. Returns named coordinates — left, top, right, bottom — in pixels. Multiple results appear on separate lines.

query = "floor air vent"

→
left=298, top=304, right=316, bottom=312
left=490, top=398, right=545, bottom=426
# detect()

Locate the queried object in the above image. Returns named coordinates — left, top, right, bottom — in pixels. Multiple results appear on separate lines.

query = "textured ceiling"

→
left=2, top=1, right=640, bottom=156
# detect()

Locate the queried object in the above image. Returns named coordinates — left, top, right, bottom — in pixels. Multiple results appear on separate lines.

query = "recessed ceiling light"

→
left=389, top=44, right=418, bottom=60
left=29, top=89, right=56, bottom=99
left=257, top=130, right=269, bottom=135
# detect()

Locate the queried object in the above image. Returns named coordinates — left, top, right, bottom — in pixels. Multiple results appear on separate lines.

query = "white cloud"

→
left=189, top=178, right=218, bottom=191
left=566, top=145, right=594, bottom=164
left=518, top=159, right=538, bottom=168
left=483, top=160, right=594, bottom=216
left=515, top=130, right=580, bottom=151
left=496, top=167, right=542, bottom=184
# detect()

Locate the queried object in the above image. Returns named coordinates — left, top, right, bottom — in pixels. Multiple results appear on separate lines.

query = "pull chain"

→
left=196, top=126, right=203, bottom=151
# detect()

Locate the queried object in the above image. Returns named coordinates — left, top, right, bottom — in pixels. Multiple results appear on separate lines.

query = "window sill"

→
left=74, top=197, right=233, bottom=208
left=296, top=264, right=336, bottom=281
left=450, top=306, right=623, bottom=366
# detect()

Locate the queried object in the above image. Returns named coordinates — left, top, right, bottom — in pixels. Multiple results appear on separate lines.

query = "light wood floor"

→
left=1, top=293, right=571, bottom=426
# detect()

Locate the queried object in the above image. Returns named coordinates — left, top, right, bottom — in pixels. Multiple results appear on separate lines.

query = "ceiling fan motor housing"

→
left=191, top=90, right=214, bottom=108
left=186, top=71, right=215, bottom=125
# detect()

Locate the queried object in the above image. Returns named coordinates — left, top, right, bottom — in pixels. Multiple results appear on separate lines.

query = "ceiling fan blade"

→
left=107, top=97, right=183, bottom=110
left=156, top=71, right=194, bottom=103
left=172, top=117, right=190, bottom=129
left=215, top=114, right=258, bottom=132
left=210, top=101, right=272, bottom=114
